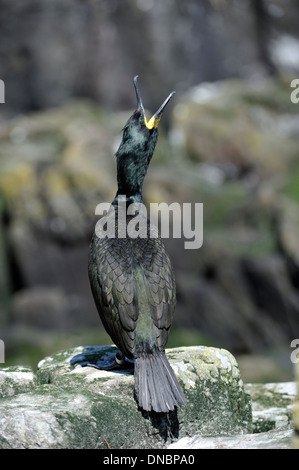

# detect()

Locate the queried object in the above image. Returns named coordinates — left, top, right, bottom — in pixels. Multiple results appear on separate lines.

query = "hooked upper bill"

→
left=133, top=76, right=175, bottom=130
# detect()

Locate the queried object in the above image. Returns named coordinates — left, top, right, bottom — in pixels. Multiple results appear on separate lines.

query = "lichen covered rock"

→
left=172, top=78, right=298, bottom=178
left=168, top=381, right=295, bottom=449
left=0, top=345, right=252, bottom=449
left=168, top=427, right=294, bottom=450
left=245, top=382, right=296, bottom=433
left=0, top=366, right=36, bottom=398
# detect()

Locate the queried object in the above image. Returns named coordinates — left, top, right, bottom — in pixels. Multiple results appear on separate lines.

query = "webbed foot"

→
left=82, top=351, right=133, bottom=371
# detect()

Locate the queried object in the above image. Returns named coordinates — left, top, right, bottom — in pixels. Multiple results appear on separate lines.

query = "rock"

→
left=168, top=381, right=296, bottom=449
left=245, top=382, right=296, bottom=433
left=175, top=247, right=299, bottom=355
left=171, top=78, right=298, bottom=179
left=0, top=345, right=252, bottom=449
left=0, top=100, right=117, bottom=328
left=241, top=256, right=299, bottom=346
left=167, top=428, right=294, bottom=449
left=2, top=1, right=299, bottom=117
left=0, top=1, right=288, bottom=116
left=0, top=366, right=36, bottom=398
left=0, top=346, right=295, bottom=449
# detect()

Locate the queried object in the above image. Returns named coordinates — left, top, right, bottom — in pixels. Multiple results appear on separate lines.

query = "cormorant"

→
left=88, top=76, right=186, bottom=413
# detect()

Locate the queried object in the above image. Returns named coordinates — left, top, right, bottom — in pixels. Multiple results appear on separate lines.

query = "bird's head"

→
left=133, top=75, right=175, bottom=131
left=116, top=76, right=175, bottom=162
left=114, top=76, right=175, bottom=204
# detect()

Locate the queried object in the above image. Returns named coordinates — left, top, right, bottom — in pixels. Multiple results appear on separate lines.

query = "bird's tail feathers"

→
left=134, top=347, right=186, bottom=413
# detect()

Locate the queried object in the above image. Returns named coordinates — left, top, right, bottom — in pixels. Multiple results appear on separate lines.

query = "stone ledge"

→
left=1, top=345, right=295, bottom=449
left=168, top=427, right=294, bottom=449
left=0, top=345, right=252, bottom=449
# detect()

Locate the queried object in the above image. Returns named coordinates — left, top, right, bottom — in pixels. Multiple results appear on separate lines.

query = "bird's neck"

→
left=112, top=192, right=143, bottom=206
left=113, top=153, right=149, bottom=206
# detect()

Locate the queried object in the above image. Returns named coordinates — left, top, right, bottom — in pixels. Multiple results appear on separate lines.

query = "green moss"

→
left=248, top=384, right=293, bottom=409
left=0, top=435, right=11, bottom=449
left=253, top=418, right=276, bottom=434
left=55, top=410, right=100, bottom=449
left=178, top=375, right=252, bottom=437
left=91, top=398, right=142, bottom=449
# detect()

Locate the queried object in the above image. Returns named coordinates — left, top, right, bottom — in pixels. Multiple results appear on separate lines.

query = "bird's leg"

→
left=83, top=351, right=133, bottom=371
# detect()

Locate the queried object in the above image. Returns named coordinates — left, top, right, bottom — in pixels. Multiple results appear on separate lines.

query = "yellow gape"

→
left=144, top=113, right=162, bottom=130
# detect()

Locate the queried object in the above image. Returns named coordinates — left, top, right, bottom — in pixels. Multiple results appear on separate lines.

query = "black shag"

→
left=88, top=76, right=186, bottom=413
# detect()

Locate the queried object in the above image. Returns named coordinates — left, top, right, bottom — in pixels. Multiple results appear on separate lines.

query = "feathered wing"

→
left=89, top=224, right=176, bottom=357
left=88, top=234, right=139, bottom=359
left=136, top=234, right=176, bottom=350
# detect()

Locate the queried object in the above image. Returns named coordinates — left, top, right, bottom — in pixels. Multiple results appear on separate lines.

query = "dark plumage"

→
left=88, top=76, right=186, bottom=413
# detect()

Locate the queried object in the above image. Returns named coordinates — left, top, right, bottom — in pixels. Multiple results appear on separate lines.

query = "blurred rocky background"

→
left=0, top=0, right=299, bottom=383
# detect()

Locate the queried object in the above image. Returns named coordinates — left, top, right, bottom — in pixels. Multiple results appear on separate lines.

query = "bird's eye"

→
left=140, top=118, right=144, bottom=125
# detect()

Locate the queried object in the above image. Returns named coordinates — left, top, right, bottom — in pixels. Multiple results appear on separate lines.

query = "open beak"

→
left=133, top=75, right=146, bottom=118
left=133, top=76, right=175, bottom=130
